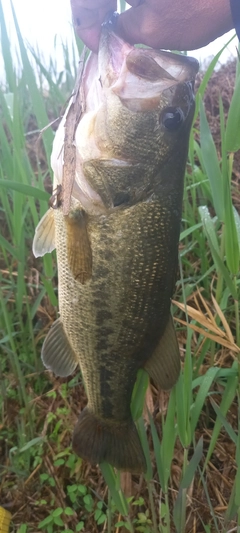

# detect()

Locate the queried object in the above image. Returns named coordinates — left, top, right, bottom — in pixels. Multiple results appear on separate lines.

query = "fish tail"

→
left=72, top=408, right=146, bottom=473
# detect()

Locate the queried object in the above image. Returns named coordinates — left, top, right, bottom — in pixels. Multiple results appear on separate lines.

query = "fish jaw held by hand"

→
left=33, top=25, right=198, bottom=472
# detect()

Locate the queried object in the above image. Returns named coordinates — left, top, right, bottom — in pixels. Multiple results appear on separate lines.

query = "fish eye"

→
left=161, top=107, right=184, bottom=131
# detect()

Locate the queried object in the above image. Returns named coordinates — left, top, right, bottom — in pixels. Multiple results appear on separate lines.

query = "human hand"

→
left=70, top=0, right=233, bottom=53
left=70, top=0, right=117, bottom=52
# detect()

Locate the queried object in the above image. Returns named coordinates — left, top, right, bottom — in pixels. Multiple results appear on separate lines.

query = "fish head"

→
left=74, top=27, right=199, bottom=209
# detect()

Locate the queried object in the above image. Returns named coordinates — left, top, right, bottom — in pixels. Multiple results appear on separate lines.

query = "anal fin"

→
left=144, top=315, right=180, bottom=390
left=42, top=318, right=78, bottom=377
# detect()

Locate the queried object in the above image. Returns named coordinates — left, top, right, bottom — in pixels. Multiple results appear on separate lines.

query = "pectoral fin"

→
left=42, top=318, right=78, bottom=377
left=32, top=209, right=55, bottom=257
left=66, top=209, right=92, bottom=284
left=144, top=315, right=180, bottom=390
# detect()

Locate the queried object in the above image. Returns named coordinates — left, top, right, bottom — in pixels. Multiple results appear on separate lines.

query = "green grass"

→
left=0, top=2, right=240, bottom=532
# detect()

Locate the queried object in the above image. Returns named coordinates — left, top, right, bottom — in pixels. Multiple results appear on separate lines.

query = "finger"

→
left=116, top=5, right=166, bottom=48
left=76, top=25, right=101, bottom=52
left=71, top=2, right=117, bottom=52
left=71, top=0, right=117, bottom=30
left=71, top=0, right=141, bottom=7
left=71, top=5, right=98, bottom=30
left=71, top=0, right=116, bottom=9
left=126, top=0, right=145, bottom=6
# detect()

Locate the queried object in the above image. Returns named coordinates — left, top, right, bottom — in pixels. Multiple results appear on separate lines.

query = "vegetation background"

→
left=0, top=1, right=240, bottom=532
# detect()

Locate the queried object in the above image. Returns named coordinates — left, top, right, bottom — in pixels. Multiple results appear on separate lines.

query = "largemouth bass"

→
left=33, top=23, right=198, bottom=473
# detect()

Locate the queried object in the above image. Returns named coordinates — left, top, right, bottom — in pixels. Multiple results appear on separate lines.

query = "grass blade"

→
left=199, top=98, right=223, bottom=221
left=225, top=67, right=240, bottom=152
left=204, top=363, right=238, bottom=469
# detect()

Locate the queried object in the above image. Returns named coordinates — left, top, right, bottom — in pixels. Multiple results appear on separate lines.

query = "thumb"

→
left=116, top=5, right=183, bottom=49
left=116, top=5, right=163, bottom=47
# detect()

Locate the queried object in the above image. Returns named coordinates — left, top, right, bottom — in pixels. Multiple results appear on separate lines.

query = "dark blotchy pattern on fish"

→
left=54, top=194, right=181, bottom=469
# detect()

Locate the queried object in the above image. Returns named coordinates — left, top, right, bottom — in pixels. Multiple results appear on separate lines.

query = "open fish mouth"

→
left=83, top=24, right=199, bottom=112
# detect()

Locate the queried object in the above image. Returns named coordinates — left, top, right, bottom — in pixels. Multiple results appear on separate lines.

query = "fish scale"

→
left=52, top=197, right=181, bottom=447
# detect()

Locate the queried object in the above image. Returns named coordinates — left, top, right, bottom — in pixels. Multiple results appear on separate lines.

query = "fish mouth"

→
left=83, top=27, right=199, bottom=112
left=97, top=29, right=199, bottom=111
left=99, top=28, right=198, bottom=85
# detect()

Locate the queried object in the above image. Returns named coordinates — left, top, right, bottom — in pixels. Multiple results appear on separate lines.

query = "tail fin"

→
left=72, top=408, right=146, bottom=473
